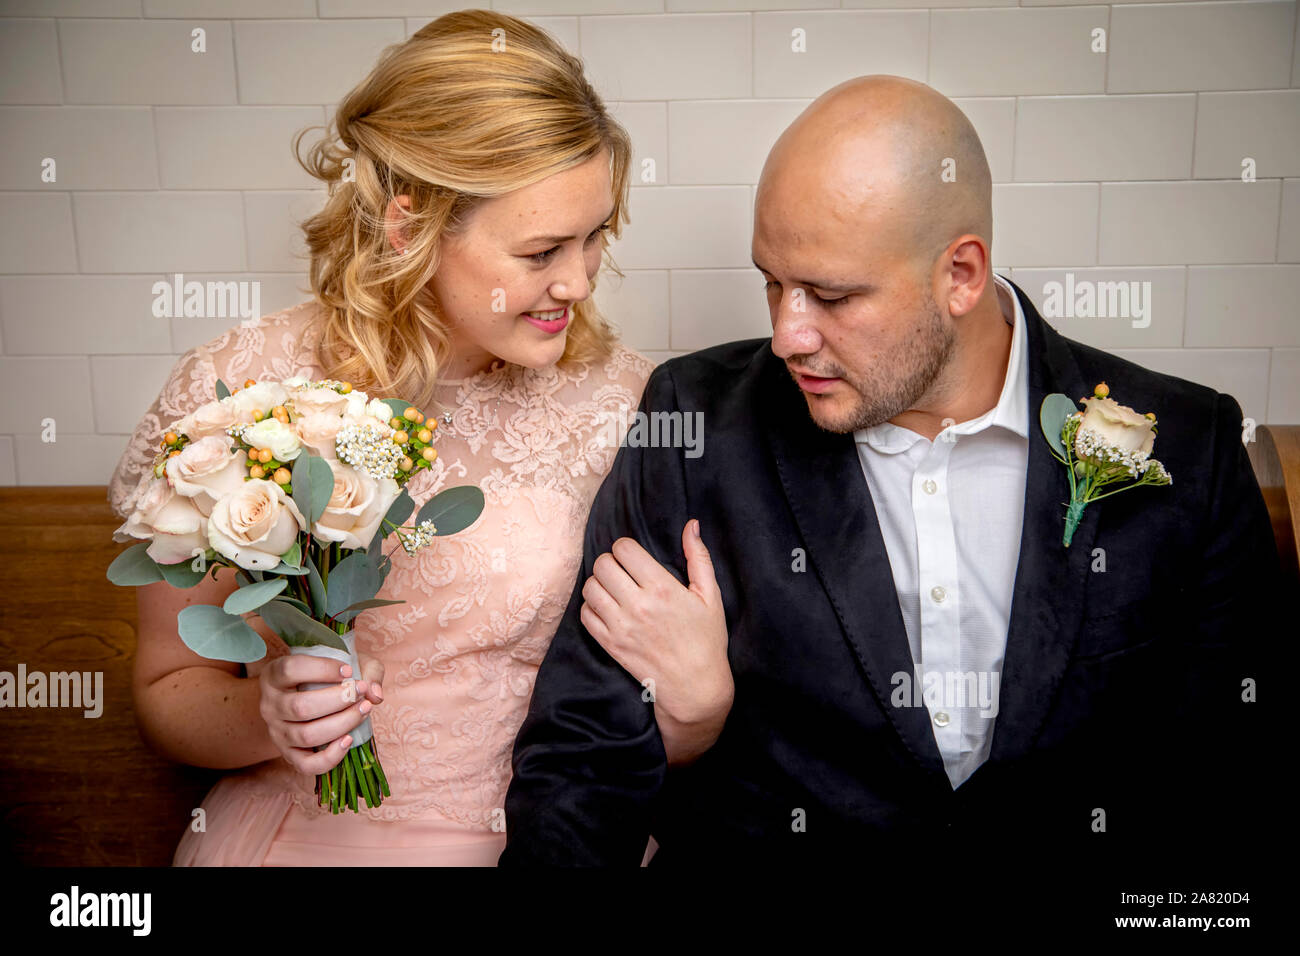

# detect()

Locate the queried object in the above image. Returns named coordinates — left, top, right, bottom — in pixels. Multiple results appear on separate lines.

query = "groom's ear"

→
left=940, top=235, right=990, bottom=318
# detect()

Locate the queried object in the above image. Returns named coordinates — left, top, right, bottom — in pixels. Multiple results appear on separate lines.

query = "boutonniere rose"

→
left=1040, top=383, right=1172, bottom=546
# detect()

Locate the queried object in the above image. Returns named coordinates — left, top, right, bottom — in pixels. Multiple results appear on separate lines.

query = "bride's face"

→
left=418, top=148, right=614, bottom=380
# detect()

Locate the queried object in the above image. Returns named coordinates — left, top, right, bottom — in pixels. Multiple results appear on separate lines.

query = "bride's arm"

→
left=133, top=568, right=279, bottom=768
left=133, top=567, right=382, bottom=771
left=581, top=522, right=734, bottom=767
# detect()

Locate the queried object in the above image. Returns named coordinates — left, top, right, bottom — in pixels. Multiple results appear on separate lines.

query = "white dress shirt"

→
left=853, top=273, right=1028, bottom=789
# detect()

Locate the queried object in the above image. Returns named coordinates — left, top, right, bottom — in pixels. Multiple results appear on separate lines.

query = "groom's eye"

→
left=762, top=280, right=850, bottom=307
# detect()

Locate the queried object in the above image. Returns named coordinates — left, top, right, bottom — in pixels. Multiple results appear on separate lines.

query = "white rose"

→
left=229, top=381, right=288, bottom=420
left=1077, top=395, right=1156, bottom=456
left=342, top=390, right=375, bottom=418
left=115, top=476, right=210, bottom=565
left=283, top=375, right=311, bottom=388
left=242, top=418, right=303, bottom=463
left=207, top=478, right=307, bottom=570
left=312, top=458, right=404, bottom=550
left=174, top=396, right=241, bottom=441
left=289, top=384, right=350, bottom=418
left=366, top=397, right=399, bottom=424
left=165, top=435, right=249, bottom=517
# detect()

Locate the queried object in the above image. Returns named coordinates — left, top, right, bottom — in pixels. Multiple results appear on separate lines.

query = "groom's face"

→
left=756, top=183, right=956, bottom=435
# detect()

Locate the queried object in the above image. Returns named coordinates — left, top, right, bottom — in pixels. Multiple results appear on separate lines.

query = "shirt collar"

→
left=854, top=272, right=1029, bottom=453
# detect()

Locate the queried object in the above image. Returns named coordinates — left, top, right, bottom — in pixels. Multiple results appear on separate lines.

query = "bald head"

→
left=759, top=75, right=992, bottom=276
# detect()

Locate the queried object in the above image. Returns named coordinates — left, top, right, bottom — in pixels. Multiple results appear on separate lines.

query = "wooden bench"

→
left=2, top=424, right=1297, bottom=865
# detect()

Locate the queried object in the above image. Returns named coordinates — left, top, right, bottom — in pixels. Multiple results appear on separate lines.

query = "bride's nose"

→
left=549, top=253, right=593, bottom=304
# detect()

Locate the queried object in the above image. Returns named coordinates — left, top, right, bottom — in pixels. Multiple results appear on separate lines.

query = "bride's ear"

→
left=385, top=194, right=413, bottom=255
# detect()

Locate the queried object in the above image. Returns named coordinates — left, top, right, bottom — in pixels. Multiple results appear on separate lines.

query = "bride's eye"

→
left=528, top=223, right=611, bottom=264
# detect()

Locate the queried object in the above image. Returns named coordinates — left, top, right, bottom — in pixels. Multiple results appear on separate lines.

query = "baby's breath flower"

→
left=336, top=421, right=404, bottom=480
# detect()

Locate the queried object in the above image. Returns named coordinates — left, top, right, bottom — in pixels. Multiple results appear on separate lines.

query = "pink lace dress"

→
left=107, top=300, right=654, bottom=866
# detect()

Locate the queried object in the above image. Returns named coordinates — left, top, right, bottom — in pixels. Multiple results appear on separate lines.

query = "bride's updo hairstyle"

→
left=294, top=8, right=633, bottom=412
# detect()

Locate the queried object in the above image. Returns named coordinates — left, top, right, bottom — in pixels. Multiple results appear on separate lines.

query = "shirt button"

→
left=930, top=585, right=946, bottom=603
left=934, top=711, right=950, bottom=727
left=922, top=479, right=937, bottom=495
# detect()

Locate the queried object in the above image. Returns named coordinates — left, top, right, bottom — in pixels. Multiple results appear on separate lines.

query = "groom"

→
left=499, top=76, right=1277, bottom=866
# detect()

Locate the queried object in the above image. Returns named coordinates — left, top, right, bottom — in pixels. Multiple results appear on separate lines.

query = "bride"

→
left=107, top=9, right=713, bottom=866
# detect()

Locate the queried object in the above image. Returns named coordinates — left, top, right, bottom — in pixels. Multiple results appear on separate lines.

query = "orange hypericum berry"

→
left=339, top=382, right=352, bottom=393
left=422, top=447, right=437, bottom=462
left=249, top=464, right=265, bottom=479
left=390, top=417, right=403, bottom=430
left=243, top=379, right=257, bottom=389
left=417, top=428, right=432, bottom=443
left=1094, top=382, right=1110, bottom=398
left=428, top=419, right=438, bottom=430
left=257, top=447, right=273, bottom=463
left=169, top=449, right=181, bottom=457
left=164, top=431, right=178, bottom=445
left=393, top=430, right=409, bottom=444
left=404, top=407, right=421, bottom=421
left=272, top=467, right=291, bottom=484
left=252, top=409, right=264, bottom=422
left=399, top=457, right=413, bottom=472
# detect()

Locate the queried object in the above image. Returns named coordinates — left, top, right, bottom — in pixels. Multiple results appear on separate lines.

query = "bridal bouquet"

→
left=1040, top=383, right=1172, bottom=547
left=107, top=375, right=484, bottom=813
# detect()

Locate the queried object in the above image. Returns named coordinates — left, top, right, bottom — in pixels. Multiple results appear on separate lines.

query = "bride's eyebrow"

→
left=520, top=204, right=616, bottom=245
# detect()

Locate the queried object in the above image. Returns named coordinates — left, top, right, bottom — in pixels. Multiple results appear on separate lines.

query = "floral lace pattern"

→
left=109, top=300, right=654, bottom=831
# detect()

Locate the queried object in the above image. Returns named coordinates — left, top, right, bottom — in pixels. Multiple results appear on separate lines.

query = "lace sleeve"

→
left=106, top=343, right=220, bottom=521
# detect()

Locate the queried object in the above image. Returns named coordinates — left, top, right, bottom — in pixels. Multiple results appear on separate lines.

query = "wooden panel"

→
left=1247, top=425, right=1300, bottom=588
left=0, top=487, right=220, bottom=866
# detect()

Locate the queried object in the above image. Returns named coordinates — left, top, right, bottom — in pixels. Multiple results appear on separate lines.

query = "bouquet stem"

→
left=291, top=630, right=390, bottom=814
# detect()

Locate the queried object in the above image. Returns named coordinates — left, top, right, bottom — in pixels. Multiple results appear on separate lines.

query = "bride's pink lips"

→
left=522, top=306, right=569, bottom=334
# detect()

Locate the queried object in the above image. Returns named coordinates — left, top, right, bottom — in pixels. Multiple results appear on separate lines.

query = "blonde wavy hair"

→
left=293, top=9, right=632, bottom=414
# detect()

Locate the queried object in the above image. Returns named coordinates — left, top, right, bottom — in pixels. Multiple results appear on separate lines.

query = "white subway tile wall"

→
left=0, top=1, right=1295, bottom=487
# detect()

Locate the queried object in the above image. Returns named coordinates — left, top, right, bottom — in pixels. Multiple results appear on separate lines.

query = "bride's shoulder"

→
left=593, top=341, right=657, bottom=388
left=191, top=299, right=329, bottom=380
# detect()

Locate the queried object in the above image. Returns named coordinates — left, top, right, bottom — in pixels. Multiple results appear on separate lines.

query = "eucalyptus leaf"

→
left=106, top=543, right=164, bottom=586
left=223, top=577, right=289, bottom=615
left=265, top=561, right=309, bottom=576
left=325, top=550, right=386, bottom=619
left=292, top=453, right=334, bottom=527
left=333, top=598, right=405, bottom=625
left=215, top=378, right=231, bottom=401
left=414, top=485, right=485, bottom=537
left=370, top=488, right=414, bottom=554
left=304, top=552, right=326, bottom=617
left=157, top=558, right=208, bottom=589
left=280, top=538, right=302, bottom=569
left=255, top=599, right=349, bottom=652
left=1039, top=393, right=1078, bottom=461
left=177, top=604, right=267, bottom=663
left=272, top=595, right=313, bottom=616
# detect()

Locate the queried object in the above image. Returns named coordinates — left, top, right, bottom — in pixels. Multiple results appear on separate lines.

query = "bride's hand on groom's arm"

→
left=580, top=519, right=733, bottom=767
left=258, top=654, right=385, bottom=775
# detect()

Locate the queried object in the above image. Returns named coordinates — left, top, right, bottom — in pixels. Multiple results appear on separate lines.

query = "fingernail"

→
left=340, top=736, right=352, bottom=748
left=339, top=664, right=350, bottom=678
left=360, top=701, right=372, bottom=715
left=374, top=686, right=384, bottom=702
left=340, top=680, right=357, bottom=704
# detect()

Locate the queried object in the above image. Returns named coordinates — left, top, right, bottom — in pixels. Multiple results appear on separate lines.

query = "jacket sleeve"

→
left=1166, top=391, right=1280, bottom=842
left=499, top=363, right=692, bottom=865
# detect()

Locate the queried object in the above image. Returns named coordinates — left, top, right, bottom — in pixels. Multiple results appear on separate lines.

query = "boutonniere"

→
left=1039, top=383, right=1172, bottom=547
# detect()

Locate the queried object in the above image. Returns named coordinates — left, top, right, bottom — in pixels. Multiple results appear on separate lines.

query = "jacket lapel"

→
left=760, top=360, right=948, bottom=781
left=988, top=278, right=1098, bottom=764
left=758, top=276, right=1101, bottom=781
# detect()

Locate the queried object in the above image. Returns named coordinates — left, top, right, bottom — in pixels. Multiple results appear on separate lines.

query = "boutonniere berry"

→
left=1039, top=383, right=1172, bottom=546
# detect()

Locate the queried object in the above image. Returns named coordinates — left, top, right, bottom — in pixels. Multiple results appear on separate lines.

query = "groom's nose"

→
left=770, top=293, right=822, bottom=359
